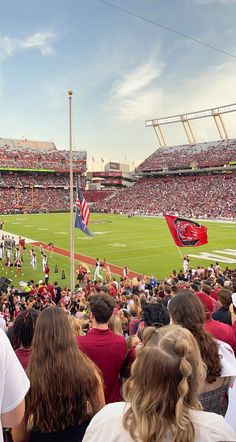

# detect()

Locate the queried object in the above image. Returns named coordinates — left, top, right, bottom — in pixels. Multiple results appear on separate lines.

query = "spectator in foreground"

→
left=83, top=325, right=236, bottom=442
left=0, top=328, right=30, bottom=442
left=169, top=292, right=236, bottom=416
left=212, top=288, right=233, bottom=325
left=12, top=309, right=40, bottom=370
left=196, top=291, right=236, bottom=352
left=77, top=294, right=135, bottom=404
left=135, top=301, right=170, bottom=337
left=12, top=307, right=105, bottom=442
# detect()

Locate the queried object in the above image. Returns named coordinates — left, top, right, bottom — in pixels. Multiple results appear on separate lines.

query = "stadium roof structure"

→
left=0, top=137, right=57, bottom=151
left=145, top=103, right=236, bottom=147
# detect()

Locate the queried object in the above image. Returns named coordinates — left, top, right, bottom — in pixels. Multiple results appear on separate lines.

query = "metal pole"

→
left=68, top=90, right=74, bottom=291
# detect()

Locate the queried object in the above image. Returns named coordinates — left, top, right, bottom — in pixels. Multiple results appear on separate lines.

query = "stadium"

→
left=1, top=111, right=236, bottom=439
left=1, top=0, right=236, bottom=437
left=0, top=102, right=235, bottom=288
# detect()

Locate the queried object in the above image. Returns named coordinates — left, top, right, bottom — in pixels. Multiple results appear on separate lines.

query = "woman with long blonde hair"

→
left=83, top=325, right=236, bottom=442
left=12, top=307, right=105, bottom=442
left=168, top=291, right=236, bottom=416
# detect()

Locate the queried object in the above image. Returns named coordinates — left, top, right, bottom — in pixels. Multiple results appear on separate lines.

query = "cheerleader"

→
left=183, top=256, right=190, bottom=275
left=15, top=258, right=23, bottom=276
left=93, top=258, right=103, bottom=282
left=123, top=265, right=129, bottom=278
left=15, top=246, right=21, bottom=261
left=31, top=252, right=37, bottom=270
left=39, top=243, right=44, bottom=253
left=102, top=258, right=111, bottom=283
left=42, top=253, right=47, bottom=272
left=5, top=250, right=13, bottom=274
left=0, top=241, right=3, bottom=269
left=30, top=246, right=35, bottom=258
left=48, top=242, right=54, bottom=258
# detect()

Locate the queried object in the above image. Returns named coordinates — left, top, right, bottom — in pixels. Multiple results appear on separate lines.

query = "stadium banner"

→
left=164, top=214, right=208, bottom=247
left=0, top=167, right=56, bottom=172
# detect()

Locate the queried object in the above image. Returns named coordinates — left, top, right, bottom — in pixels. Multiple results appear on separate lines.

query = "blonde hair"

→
left=67, top=315, right=83, bottom=336
left=108, top=314, right=123, bottom=335
left=123, top=325, right=205, bottom=442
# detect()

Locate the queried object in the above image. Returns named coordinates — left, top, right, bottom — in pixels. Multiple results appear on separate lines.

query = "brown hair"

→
left=26, top=307, right=102, bottom=432
left=89, top=294, right=115, bottom=323
left=168, top=291, right=221, bottom=383
left=218, top=288, right=233, bottom=308
left=123, top=325, right=204, bottom=442
left=12, top=309, right=39, bottom=350
left=201, top=284, right=211, bottom=296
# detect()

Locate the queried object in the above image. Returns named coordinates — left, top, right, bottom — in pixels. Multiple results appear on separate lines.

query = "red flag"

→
left=164, top=214, right=208, bottom=247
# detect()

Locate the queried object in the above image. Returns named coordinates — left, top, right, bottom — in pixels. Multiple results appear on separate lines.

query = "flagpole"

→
left=176, top=245, right=184, bottom=260
left=68, top=90, right=75, bottom=291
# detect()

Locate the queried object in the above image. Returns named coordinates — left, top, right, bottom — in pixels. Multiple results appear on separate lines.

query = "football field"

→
left=1, top=213, right=236, bottom=288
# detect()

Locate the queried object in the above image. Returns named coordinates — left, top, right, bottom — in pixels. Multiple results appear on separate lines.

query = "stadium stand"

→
left=137, top=139, right=236, bottom=172
left=0, top=136, right=235, bottom=218
left=0, top=138, right=86, bottom=171
left=93, top=173, right=236, bottom=220
left=0, top=138, right=87, bottom=213
left=84, top=190, right=116, bottom=203
left=89, top=138, right=236, bottom=220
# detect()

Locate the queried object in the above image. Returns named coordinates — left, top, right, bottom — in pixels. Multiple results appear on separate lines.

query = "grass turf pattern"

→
left=1, top=213, right=235, bottom=288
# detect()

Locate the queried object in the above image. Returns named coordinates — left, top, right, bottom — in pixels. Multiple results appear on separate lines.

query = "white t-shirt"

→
left=82, top=402, right=236, bottom=442
left=0, top=329, right=30, bottom=442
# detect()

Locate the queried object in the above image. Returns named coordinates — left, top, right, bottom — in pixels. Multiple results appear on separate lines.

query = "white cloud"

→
left=0, top=30, right=58, bottom=61
left=17, top=31, right=57, bottom=55
left=105, top=55, right=236, bottom=151
left=108, top=60, right=165, bottom=121
left=147, top=60, right=236, bottom=145
left=113, top=62, right=163, bottom=98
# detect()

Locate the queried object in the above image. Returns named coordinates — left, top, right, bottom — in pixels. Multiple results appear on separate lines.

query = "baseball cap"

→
left=196, top=291, right=213, bottom=318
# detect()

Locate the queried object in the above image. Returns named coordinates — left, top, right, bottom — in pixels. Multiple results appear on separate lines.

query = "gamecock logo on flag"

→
left=164, top=214, right=208, bottom=247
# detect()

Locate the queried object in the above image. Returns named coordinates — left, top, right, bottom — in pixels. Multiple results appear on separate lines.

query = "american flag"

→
left=76, top=187, right=90, bottom=226
left=75, top=187, right=92, bottom=236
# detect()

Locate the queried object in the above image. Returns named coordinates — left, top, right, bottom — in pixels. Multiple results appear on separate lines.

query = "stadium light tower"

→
left=68, top=90, right=75, bottom=291
left=145, top=103, right=236, bottom=147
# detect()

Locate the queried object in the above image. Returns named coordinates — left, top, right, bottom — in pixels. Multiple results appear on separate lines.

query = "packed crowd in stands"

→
left=0, top=188, right=70, bottom=212
left=84, top=189, right=116, bottom=203
left=0, top=172, right=235, bottom=217
left=0, top=172, right=76, bottom=188
left=0, top=138, right=87, bottom=172
left=0, top=180, right=114, bottom=213
left=93, top=173, right=236, bottom=220
left=137, top=139, right=236, bottom=172
left=1, top=250, right=236, bottom=441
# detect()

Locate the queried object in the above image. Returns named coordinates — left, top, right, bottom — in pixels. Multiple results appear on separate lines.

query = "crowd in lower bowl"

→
left=0, top=262, right=236, bottom=441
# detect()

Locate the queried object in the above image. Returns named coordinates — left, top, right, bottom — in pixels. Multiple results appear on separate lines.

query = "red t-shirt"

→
left=15, top=347, right=32, bottom=370
left=77, top=328, right=135, bottom=403
left=109, top=286, right=117, bottom=297
left=47, top=284, right=55, bottom=299
left=204, top=319, right=236, bottom=352
left=210, top=289, right=218, bottom=301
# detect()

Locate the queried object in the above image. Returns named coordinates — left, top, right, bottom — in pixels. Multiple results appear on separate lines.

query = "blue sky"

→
left=0, top=0, right=236, bottom=169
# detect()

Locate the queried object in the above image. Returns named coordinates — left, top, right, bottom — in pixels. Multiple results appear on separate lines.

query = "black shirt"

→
left=212, top=307, right=232, bottom=326
left=29, top=421, right=90, bottom=442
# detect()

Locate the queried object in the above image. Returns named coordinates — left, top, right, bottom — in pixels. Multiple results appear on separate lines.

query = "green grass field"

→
left=1, top=213, right=236, bottom=289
